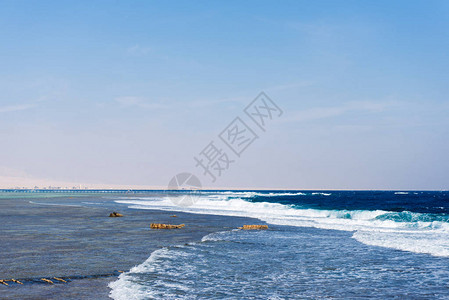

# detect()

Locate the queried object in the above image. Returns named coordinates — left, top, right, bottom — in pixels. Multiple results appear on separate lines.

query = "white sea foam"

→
left=352, top=230, right=449, bottom=257
left=109, top=192, right=449, bottom=299
left=312, top=192, right=332, bottom=196
left=208, top=191, right=307, bottom=197
left=108, top=272, right=149, bottom=300
left=201, top=229, right=239, bottom=242
left=109, top=245, right=200, bottom=299
left=114, top=191, right=449, bottom=258
left=109, top=247, right=180, bottom=299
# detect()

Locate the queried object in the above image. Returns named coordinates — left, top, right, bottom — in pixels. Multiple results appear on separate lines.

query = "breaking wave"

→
left=114, top=191, right=449, bottom=258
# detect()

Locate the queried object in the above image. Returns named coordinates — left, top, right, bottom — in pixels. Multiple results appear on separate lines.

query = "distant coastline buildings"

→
left=22, top=185, right=88, bottom=190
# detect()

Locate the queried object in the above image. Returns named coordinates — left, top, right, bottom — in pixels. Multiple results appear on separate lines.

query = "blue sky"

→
left=0, top=0, right=448, bottom=189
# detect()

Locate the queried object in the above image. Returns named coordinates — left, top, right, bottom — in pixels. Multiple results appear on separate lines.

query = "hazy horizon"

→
left=1, top=1, right=448, bottom=190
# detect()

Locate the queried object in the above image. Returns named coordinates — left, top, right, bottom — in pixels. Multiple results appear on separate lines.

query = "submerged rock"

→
left=53, top=277, right=67, bottom=283
left=150, top=223, right=185, bottom=229
left=0, top=280, right=9, bottom=286
left=41, top=278, right=54, bottom=284
left=239, top=225, right=268, bottom=230
left=11, top=279, right=23, bottom=285
left=109, top=212, right=123, bottom=217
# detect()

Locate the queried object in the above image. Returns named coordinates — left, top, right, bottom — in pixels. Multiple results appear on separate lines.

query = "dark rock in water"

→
left=109, top=212, right=123, bottom=217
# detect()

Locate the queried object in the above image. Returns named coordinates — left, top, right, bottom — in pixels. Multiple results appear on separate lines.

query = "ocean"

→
left=2, top=190, right=448, bottom=299
left=108, top=190, right=449, bottom=299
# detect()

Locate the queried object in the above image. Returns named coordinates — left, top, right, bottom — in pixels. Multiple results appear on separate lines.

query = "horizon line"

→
left=0, top=188, right=447, bottom=192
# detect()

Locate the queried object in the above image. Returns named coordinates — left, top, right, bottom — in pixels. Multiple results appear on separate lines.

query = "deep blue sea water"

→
left=108, top=190, right=449, bottom=299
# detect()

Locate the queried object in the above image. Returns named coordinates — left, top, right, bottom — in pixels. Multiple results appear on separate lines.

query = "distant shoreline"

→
left=0, top=188, right=446, bottom=193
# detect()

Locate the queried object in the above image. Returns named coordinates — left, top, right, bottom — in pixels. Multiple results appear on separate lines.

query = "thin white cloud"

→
left=187, top=95, right=249, bottom=108
left=126, top=44, right=152, bottom=56
left=266, top=80, right=315, bottom=92
left=283, top=100, right=400, bottom=123
left=0, top=104, right=36, bottom=113
left=115, top=96, right=169, bottom=109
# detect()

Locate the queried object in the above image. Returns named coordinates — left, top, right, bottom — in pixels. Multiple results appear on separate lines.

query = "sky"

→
left=0, top=0, right=448, bottom=189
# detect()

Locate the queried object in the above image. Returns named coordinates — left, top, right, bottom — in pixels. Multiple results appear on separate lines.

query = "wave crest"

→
left=114, top=191, right=449, bottom=257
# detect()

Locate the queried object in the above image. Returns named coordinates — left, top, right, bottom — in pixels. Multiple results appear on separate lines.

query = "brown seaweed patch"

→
left=150, top=223, right=185, bottom=229
left=239, top=225, right=269, bottom=230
